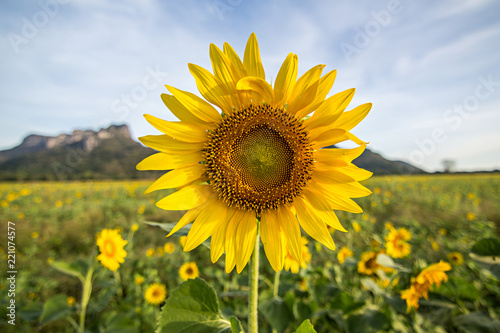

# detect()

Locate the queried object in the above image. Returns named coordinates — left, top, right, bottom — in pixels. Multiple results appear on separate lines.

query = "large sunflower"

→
left=138, top=33, right=372, bottom=273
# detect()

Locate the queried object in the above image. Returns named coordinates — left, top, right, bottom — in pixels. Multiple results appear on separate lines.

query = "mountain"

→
left=0, top=124, right=425, bottom=181
left=0, top=125, right=161, bottom=181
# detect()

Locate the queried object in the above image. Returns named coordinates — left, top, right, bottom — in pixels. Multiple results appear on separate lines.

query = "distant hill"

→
left=0, top=125, right=161, bottom=181
left=0, top=124, right=425, bottom=181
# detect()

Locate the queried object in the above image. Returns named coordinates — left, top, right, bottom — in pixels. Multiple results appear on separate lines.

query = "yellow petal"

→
left=332, top=103, right=372, bottom=132
left=166, top=85, right=221, bottom=123
left=209, top=44, right=242, bottom=108
left=288, top=64, right=325, bottom=116
left=138, top=135, right=204, bottom=154
left=235, top=210, right=257, bottom=273
left=274, top=53, right=298, bottom=105
left=236, top=76, right=274, bottom=104
left=223, top=42, right=247, bottom=77
left=305, top=205, right=347, bottom=232
left=339, top=163, right=373, bottom=181
left=225, top=210, right=246, bottom=273
left=297, top=69, right=337, bottom=119
left=279, top=205, right=302, bottom=264
left=143, top=114, right=207, bottom=142
left=136, top=152, right=203, bottom=171
left=304, top=88, right=355, bottom=131
left=260, top=210, right=286, bottom=271
left=156, top=184, right=211, bottom=211
left=167, top=203, right=206, bottom=236
left=184, top=198, right=228, bottom=251
left=314, top=179, right=372, bottom=198
left=243, top=33, right=265, bottom=79
left=311, top=129, right=346, bottom=149
left=308, top=181, right=363, bottom=213
left=210, top=208, right=236, bottom=263
left=144, top=164, right=206, bottom=193
left=161, top=93, right=210, bottom=125
left=315, top=144, right=366, bottom=164
left=312, top=169, right=357, bottom=184
left=294, top=197, right=335, bottom=250
left=188, top=63, right=233, bottom=113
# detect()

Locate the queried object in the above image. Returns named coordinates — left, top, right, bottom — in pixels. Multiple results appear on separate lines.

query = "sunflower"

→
left=138, top=33, right=372, bottom=273
left=447, top=252, right=464, bottom=265
left=164, top=242, right=175, bottom=254
left=179, top=262, right=200, bottom=281
left=400, top=260, right=451, bottom=312
left=337, top=246, right=353, bottom=264
left=96, top=229, right=127, bottom=271
left=385, top=227, right=412, bottom=259
left=284, top=236, right=311, bottom=273
left=144, top=283, right=167, bottom=305
left=358, top=250, right=392, bottom=276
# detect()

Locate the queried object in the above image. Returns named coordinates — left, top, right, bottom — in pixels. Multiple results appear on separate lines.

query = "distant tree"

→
left=442, top=159, right=456, bottom=173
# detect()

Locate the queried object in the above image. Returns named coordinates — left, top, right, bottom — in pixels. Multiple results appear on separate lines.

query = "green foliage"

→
left=39, top=295, right=71, bottom=325
left=157, top=278, right=232, bottom=333
left=471, top=238, right=500, bottom=256
left=259, top=297, right=294, bottom=333
left=295, top=319, right=317, bottom=333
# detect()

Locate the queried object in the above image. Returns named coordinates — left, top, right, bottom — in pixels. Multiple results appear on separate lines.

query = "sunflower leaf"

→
left=471, top=237, right=500, bottom=257
left=295, top=319, right=318, bottom=333
left=157, top=278, right=233, bottom=333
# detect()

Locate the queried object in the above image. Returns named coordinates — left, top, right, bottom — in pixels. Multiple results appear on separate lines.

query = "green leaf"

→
left=330, top=291, right=364, bottom=314
left=157, top=278, right=232, bottom=333
left=259, top=297, right=294, bottom=333
left=105, top=312, right=139, bottom=333
left=18, top=302, right=43, bottom=322
left=40, top=294, right=71, bottom=325
left=433, top=276, right=480, bottom=301
left=50, top=260, right=85, bottom=282
left=346, top=310, right=390, bottom=333
left=471, top=238, right=500, bottom=256
left=294, top=300, right=312, bottom=325
left=453, top=311, right=500, bottom=333
left=229, top=316, right=244, bottom=333
left=295, top=319, right=317, bottom=333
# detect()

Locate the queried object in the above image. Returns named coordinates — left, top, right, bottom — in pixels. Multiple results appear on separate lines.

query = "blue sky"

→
left=1, top=0, right=499, bottom=172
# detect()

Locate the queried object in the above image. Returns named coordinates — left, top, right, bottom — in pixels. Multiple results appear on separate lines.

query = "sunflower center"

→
left=186, top=267, right=194, bottom=275
left=234, top=126, right=293, bottom=190
left=104, top=240, right=115, bottom=257
left=204, top=104, right=314, bottom=213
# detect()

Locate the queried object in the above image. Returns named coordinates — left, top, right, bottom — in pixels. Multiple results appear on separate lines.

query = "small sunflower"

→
left=138, top=33, right=372, bottom=273
left=96, top=229, right=127, bottom=271
left=179, top=262, right=200, bottom=281
left=447, top=252, right=464, bottom=265
left=401, top=260, right=451, bottom=312
left=284, top=237, right=311, bottom=273
left=144, top=283, right=167, bottom=305
left=337, top=246, right=353, bottom=264
left=164, top=242, right=175, bottom=254
left=385, top=227, right=411, bottom=259
left=358, top=251, right=392, bottom=276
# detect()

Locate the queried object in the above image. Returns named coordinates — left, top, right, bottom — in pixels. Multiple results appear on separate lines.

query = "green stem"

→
left=273, top=270, right=281, bottom=298
left=79, top=259, right=95, bottom=333
left=249, top=222, right=260, bottom=333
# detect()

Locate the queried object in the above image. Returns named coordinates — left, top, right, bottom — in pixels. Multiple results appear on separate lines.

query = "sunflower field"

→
left=1, top=173, right=499, bottom=332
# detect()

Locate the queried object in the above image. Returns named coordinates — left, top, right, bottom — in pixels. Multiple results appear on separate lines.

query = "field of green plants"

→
left=1, top=174, right=500, bottom=332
